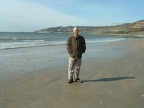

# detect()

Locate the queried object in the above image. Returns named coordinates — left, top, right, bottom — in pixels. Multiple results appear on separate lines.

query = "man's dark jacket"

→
left=67, top=35, right=86, bottom=58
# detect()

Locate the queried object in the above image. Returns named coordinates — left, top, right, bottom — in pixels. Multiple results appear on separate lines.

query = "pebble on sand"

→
left=100, top=101, right=103, bottom=104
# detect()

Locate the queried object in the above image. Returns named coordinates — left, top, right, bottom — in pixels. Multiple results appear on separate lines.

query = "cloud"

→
left=0, top=0, right=89, bottom=32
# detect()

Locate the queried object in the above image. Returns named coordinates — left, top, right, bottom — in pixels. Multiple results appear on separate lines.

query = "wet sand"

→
left=0, top=38, right=144, bottom=108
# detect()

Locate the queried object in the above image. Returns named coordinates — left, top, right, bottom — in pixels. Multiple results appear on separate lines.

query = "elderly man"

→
left=66, top=27, right=86, bottom=84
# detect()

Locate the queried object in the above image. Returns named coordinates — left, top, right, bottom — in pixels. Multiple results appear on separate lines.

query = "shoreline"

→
left=0, top=38, right=144, bottom=108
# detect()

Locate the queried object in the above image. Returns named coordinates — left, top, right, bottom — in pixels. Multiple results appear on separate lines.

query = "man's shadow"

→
left=83, top=77, right=135, bottom=83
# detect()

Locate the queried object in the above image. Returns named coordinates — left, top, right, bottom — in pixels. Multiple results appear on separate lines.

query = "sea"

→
left=0, top=32, right=125, bottom=50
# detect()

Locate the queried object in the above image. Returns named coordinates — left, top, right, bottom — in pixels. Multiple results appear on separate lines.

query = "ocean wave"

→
left=0, top=41, right=66, bottom=50
left=0, top=37, right=125, bottom=50
left=87, top=38, right=125, bottom=43
left=22, top=40, right=45, bottom=42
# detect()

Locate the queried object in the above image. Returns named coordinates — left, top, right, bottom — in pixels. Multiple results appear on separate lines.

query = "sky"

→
left=0, top=0, right=144, bottom=32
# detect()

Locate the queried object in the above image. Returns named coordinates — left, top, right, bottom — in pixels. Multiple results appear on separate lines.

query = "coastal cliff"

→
left=35, top=20, right=144, bottom=35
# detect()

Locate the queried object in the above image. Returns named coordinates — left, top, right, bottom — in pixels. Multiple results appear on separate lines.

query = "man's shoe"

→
left=75, top=78, right=80, bottom=82
left=75, top=78, right=83, bottom=83
left=68, top=79, right=73, bottom=84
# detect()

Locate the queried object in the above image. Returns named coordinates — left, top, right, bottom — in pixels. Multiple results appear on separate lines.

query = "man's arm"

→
left=67, top=37, right=72, bottom=54
left=82, top=37, right=86, bottom=53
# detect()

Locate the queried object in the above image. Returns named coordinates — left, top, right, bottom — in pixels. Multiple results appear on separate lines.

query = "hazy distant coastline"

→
left=35, top=20, right=144, bottom=37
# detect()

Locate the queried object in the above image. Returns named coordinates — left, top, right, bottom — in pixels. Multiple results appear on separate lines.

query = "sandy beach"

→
left=0, top=38, right=144, bottom=108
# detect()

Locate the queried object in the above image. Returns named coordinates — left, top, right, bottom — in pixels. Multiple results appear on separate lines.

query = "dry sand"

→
left=0, top=38, right=144, bottom=108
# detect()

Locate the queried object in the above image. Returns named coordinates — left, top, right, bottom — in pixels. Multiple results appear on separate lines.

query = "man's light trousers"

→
left=68, top=57, right=82, bottom=80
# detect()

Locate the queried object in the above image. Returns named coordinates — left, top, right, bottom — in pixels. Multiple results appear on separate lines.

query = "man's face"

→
left=73, top=28, right=79, bottom=35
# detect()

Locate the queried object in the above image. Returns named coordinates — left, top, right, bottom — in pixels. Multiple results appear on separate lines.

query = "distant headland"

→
left=35, top=20, right=144, bottom=37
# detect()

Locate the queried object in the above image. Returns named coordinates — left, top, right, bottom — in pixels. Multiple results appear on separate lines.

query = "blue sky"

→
left=0, top=0, right=144, bottom=32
